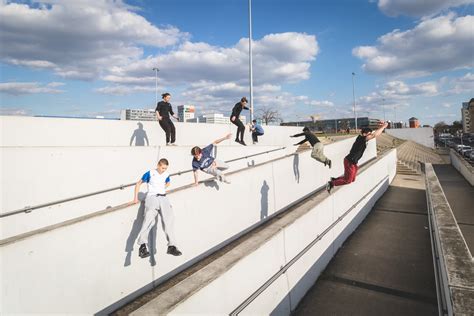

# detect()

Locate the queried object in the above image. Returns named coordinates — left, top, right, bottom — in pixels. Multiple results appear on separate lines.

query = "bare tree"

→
left=258, top=107, right=282, bottom=125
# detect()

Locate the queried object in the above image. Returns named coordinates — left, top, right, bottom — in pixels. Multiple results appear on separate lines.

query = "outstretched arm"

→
left=294, top=139, right=307, bottom=146
left=213, top=133, right=232, bottom=145
left=366, top=121, right=389, bottom=141
left=290, top=132, right=304, bottom=138
left=132, top=180, right=143, bottom=204
left=193, top=170, right=199, bottom=186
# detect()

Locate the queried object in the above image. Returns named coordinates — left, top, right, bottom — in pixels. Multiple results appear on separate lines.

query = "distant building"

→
left=120, top=109, right=156, bottom=121
left=462, top=98, right=474, bottom=133
left=409, top=117, right=420, bottom=128
left=194, top=113, right=246, bottom=125
left=177, top=105, right=195, bottom=122
left=281, top=117, right=381, bottom=132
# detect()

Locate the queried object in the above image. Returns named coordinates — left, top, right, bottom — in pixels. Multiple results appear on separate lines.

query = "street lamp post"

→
left=352, top=72, right=357, bottom=131
left=394, top=105, right=397, bottom=129
left=382, top=98, right=386, bottom=121
left=248, top=0, right=254, bottom=122
left=152, top=67, right=159, bottom=105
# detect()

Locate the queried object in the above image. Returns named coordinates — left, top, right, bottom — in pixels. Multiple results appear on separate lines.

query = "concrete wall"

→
left=0, top=135, right=377, bottom=314
left=0, top=115, right=301, bottom=147
left=164, top=150, right=398, bottom=315
left=386, top=127, right=434, bottom=148
left=1, top=115, right=304, bottom=239
left=1, top=145, right=289, bottom=239
left=450, top=149, right=474, bottom=186
left=424, top=163, right=474, bottom=315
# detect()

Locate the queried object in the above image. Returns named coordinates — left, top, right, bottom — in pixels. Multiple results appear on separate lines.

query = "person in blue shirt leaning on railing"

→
left=250, top=119, right=264, bottom=144
left=132, top=158, right=182, bottom=258
left=191, top=133, right=232, bottom=186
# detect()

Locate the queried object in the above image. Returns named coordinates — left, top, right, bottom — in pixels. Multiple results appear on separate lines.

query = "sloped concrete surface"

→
left=294, top=173, right=438, bottom=316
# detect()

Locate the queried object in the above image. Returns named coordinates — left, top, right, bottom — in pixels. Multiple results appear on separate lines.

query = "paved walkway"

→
left=294, top=173, right=437, bottom=316
left=433, top=164, right=474, bottom=255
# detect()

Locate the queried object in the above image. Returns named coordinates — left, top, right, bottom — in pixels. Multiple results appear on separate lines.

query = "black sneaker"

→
left=327, top=160, right=332, bottom=169
left=139, top=244, right=150, bottom=258
left=239, top=140, right=247, bottom=146
left=235, top=139, right=240, bottom=144
left=167, top=246, right=182, bottom=256
left=326, top=181, right=334, bottom=194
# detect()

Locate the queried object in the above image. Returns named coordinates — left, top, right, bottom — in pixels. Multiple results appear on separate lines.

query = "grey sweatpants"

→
left=137, top=195, right=177, bottom=247
left=310, top=142, right=328, bottom=163
left=204, top=159, right=229, bottom=181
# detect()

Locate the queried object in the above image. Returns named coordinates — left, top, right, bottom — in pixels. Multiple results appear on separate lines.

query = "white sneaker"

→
left=222, top=177, right=231, bottom=184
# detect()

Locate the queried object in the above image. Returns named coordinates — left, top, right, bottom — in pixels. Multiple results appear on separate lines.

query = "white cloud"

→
left=442, top=103, right=452, bottom=108
left=353, top=13, right=474, bottom=77
left=306, top=100, right=334, bottom=107
left=0, top=0, right=188, bottom=80
left=0, top=107, right=31, bottom=116
left=95, top=85, right=156, bottom=95
left=0, top=82, right=65, bottom=95
left=106, top=32, right=318, bottom=87
left=378, top=0, right=474, bottom=17
left=445, top=72, right=474, bottom=94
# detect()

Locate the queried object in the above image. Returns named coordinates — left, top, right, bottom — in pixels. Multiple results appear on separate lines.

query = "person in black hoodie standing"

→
left=230, top=97, right=249, bottom=146
left=156, top=93, right=179, bottom=146
left=291, top=127, right=332, bottom=168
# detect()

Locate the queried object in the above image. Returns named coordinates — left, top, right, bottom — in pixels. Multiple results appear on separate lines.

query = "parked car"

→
left=470, top=151, right=474, bottom=160
left=463, top=149, right=472, bottom=158
left=456, top=145, right=470, bottom=153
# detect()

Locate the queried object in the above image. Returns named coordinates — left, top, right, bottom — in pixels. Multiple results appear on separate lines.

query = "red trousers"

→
left=333, top=158, right=358, bottom=186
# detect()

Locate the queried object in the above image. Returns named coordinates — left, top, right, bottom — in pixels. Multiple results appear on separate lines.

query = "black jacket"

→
left=155, top=101, right=174, bottom=118
left=231, top=102, right=249, bottom=118
left=291, top=130, right=320, bottom=146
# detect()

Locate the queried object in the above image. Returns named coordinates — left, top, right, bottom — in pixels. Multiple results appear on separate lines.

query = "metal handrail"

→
left=230, top=174, right=390, bottom=315
left=0, top=146, right=287, bottom=218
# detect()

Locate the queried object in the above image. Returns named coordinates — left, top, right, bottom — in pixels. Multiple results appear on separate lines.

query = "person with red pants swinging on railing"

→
left=326, top=121, right=388, bottom=194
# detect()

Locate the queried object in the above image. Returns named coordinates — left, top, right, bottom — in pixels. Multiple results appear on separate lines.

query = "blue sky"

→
left=0, top=0, right=473, bottom=126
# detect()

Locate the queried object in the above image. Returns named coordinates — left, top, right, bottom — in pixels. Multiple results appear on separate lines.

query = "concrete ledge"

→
left=450, top=149, right=474, bottom=186
left=424, top=163, right=474, bottom=315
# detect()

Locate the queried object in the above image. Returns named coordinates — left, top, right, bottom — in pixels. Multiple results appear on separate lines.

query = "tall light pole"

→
left=382, top=98, right=386, bottom=121
left=352, top=72, right=357, bottom=131
left=152, top=67, right=159, bottom=105
left=248, top=0, right=254, bottom=122
left=394, top=105, right=397, bottom=129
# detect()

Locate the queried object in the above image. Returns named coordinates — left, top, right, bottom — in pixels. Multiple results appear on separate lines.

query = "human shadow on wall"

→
left=124, top=192, right=149, bottom=267
left=293, top=154, right=300, bottom=183
left=130, top=122, right=149, bottom=146
left=204, top=179, right=220, bottom=191
left=260, top=180, right=270, bottom=220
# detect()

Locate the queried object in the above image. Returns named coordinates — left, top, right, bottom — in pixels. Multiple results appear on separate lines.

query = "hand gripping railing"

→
left=0, top=147, right=287, bottom=218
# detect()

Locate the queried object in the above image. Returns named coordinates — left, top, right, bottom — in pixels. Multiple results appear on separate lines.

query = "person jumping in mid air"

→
left=326, top=121, right=388, bottom=193
left=156, top=92, right=179, bottom=146
left=291, top=127, right=332, bottom=168
left=132, top=158, right=182, bottom=258
left=230, top=97, right=249, bottom=146
left=191, top=133, right=232, bottom=185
